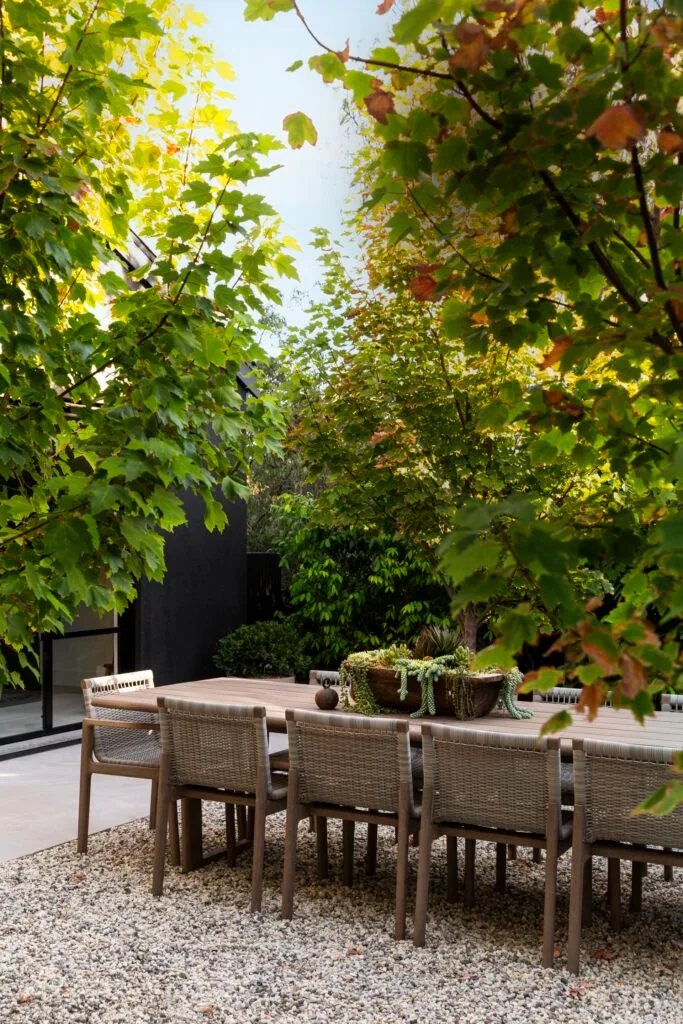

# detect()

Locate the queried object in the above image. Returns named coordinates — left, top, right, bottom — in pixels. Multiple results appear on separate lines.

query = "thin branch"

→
left=291, top=1, right=452, bottom=81
left=407, top=186, right=502, bottom=285
left=614, top=228, right=651, bottom=268
left=619, top=0, right=630, bottom=62
left=37, top=2, right=101, bottom=137
left=631, top=145, right=683, bottom=344
left=539, top=169, right=643, bottom=314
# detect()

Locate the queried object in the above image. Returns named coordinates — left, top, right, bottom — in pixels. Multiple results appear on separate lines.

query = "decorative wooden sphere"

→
left=315, top=679, right=339, bottom=710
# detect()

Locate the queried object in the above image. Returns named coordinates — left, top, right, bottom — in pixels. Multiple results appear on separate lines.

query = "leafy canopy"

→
left=0, top=0, right=295, bottom=686
left=246, top=1, right=683, bottom=719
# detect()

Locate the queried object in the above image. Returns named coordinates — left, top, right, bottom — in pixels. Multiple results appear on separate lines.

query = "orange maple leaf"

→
left=658, top=130, right=683, bottom=155
left=410, top=274, right=438, bottom=301
left=449, top=23, right=491, bottom=72
left=539, top=335, right=572, bottom=369
left=364, top=89, right=395, bottom=125
left=587, top=104, right=647, bottom=150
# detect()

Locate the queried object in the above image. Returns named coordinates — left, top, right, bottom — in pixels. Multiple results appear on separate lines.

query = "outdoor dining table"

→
left=91, top=676, right=683, bottom=871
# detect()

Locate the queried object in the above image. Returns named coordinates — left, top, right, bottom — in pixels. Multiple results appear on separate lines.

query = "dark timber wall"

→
left=119, top=490, right=247, bottom=685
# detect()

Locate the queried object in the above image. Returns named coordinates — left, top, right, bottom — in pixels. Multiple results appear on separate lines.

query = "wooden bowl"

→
left=352, top=666, right=505, bottom=719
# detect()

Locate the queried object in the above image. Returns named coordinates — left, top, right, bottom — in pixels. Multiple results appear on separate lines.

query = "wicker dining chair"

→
left=414, top=726, right=572, bottom=968
left=78, top=670, right=178, bottom=860
left=152, top=697, right=288, bottom=912
left=281, top=709, right=419, bottom=940
left=567, top=737, right=683, bottom=973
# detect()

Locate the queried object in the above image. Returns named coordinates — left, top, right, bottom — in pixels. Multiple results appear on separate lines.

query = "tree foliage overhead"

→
left=249, top=0, right=683, bottom=720
left=0, top=0, right=292, bottom=685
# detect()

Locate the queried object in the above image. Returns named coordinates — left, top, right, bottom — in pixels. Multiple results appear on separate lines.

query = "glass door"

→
left=49, top=608, right=119, bottom=730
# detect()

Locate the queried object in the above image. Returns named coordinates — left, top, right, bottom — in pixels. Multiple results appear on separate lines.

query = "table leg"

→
left=181, top=797, right=203, bottom=872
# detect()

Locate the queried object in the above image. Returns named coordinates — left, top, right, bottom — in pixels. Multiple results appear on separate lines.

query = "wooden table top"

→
left=90, top=677, right=683, bottom=752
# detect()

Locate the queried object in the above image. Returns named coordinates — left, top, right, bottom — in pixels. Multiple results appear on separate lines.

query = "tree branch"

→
left=291, top=1, right=452, bottom=81
left=631, top=145, right=683, bottom=344
left=37, top=2, right=101, bottom=137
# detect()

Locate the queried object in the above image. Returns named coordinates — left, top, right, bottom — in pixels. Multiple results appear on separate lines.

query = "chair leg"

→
left=532, top=847, right=542, bottom=864
left=664, top=856, right=673, bottom=882
left=394, top=814, right=410, bottom=941
left=342, top=820, right=355, bottom=887
left=281, top=804, right=299, bottom=920
left=77, top=725, right=93, bottom=855
left=414, top=824, right=433, bottom=947
left=250, top=801, right=266, bottom=913
left=149, top=777, right=158, bottom=830
left=366, top=823, right=378, bottom=877
left=608, top=858, right=621, bottom=932
left=631, top=860, right=645, bottom=913
left=236, top=805, right=247, bottom=841
left=247, top=806, right=255, bottom=842
left=581, top=856, right=592, bottom=927
left=567, top=847, right=586, bottom=975
left=316, top=817, right=329, bottom=881
left=152, top=783, right=170, bottom=897
left=168, top=801, right=180, bottom=868
left=225, top=804, right=237, bottom=868
left=464, top=839, right=476, bottom=908
left=541, top=842, right=558, bottom=969
left=495, top=842, right=506, bottom=894
left=446, top=836, right=458, bottom=903
left=507, top=844, right=517, bottom=860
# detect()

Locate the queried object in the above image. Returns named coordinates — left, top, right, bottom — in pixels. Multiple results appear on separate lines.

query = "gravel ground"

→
left=0, top=808, right=681, bottom=1024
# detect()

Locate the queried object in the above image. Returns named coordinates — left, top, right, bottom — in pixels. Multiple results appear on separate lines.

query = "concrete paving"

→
left=0, top=742, right=153, bottom=862
left=0, top=733, right=291, bottom=863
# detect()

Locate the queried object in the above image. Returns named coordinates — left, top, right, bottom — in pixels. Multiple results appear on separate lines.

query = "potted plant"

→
left=339, top=628, right=531, bottom=721
left=214, top=616, right=309, bottom=682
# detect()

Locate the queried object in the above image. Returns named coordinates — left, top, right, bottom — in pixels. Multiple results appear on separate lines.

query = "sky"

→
left=192, top=1, right=391, bottom=336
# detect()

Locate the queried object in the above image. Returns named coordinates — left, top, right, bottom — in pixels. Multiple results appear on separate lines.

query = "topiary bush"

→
left=214, top=616, right=309, bottom=681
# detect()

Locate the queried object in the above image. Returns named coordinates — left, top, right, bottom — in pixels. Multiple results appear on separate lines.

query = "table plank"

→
left=91, top=677, right=683, bottom=752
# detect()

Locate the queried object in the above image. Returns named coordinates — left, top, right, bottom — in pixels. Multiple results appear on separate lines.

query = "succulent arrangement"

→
left=339, top=629, right=532, bottom=721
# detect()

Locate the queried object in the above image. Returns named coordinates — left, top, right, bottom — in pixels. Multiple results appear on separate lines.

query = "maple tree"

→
left=284, top=230, right=616, bottom=652
left=248, top=0, right=683, bottom=765
left=0, top=0, right=292, bottom=688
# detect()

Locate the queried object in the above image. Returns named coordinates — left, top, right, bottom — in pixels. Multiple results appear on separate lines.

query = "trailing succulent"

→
left=339, top=639, right=532, bottom=721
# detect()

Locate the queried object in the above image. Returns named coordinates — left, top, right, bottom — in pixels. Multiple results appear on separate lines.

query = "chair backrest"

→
left=286, top=709, right=415, bottom=816
left=573, top=738, right=683, bottom=849
left=661, top=694, right=683, bottom=712
left=422, top=725, right=561, bottom=835
left=534, top=686, right=612, bottom=707
left=534, top=687, right=582, bottom=704
left=81, top=670, right=158, bottom=764
left=158, top=697, right=275, bottom=796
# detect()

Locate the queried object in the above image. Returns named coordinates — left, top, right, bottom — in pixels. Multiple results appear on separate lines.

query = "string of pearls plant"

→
left=339, top=643, right=533, bottom=720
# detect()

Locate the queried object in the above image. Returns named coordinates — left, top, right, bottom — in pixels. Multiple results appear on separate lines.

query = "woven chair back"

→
left=286, top=709, right=414, bottom=815
left=575, top=740, right=683, bottom=848
left=661, top=694, right=683, bottom=712
left=423, top=725, right=560, bottom=834
left=534, top=687, right=612, bottom=707
left=158, top=698, right=272, bottom=795
left=82, top=671, right=159, bottom=765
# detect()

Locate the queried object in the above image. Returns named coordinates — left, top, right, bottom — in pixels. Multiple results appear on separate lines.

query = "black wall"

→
left=119, top=490, right=247, bottom=685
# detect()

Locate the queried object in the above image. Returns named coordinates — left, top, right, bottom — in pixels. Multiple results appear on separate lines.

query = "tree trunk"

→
left=458, top=603, right=479, bottom=654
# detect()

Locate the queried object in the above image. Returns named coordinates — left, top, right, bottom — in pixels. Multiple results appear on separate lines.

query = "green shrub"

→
left=214, top=617, right=309, bottom=681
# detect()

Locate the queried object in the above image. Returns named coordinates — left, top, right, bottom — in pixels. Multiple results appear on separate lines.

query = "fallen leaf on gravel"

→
left=69, top=871, right=85, bottom=882
left=593, top=948, right=620, bottom=960
left=199, top=1005, right=215, bottom=1015
left=346, top=946, right=363, bottom=955
left=17, top=994, right=35, bottom=1004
